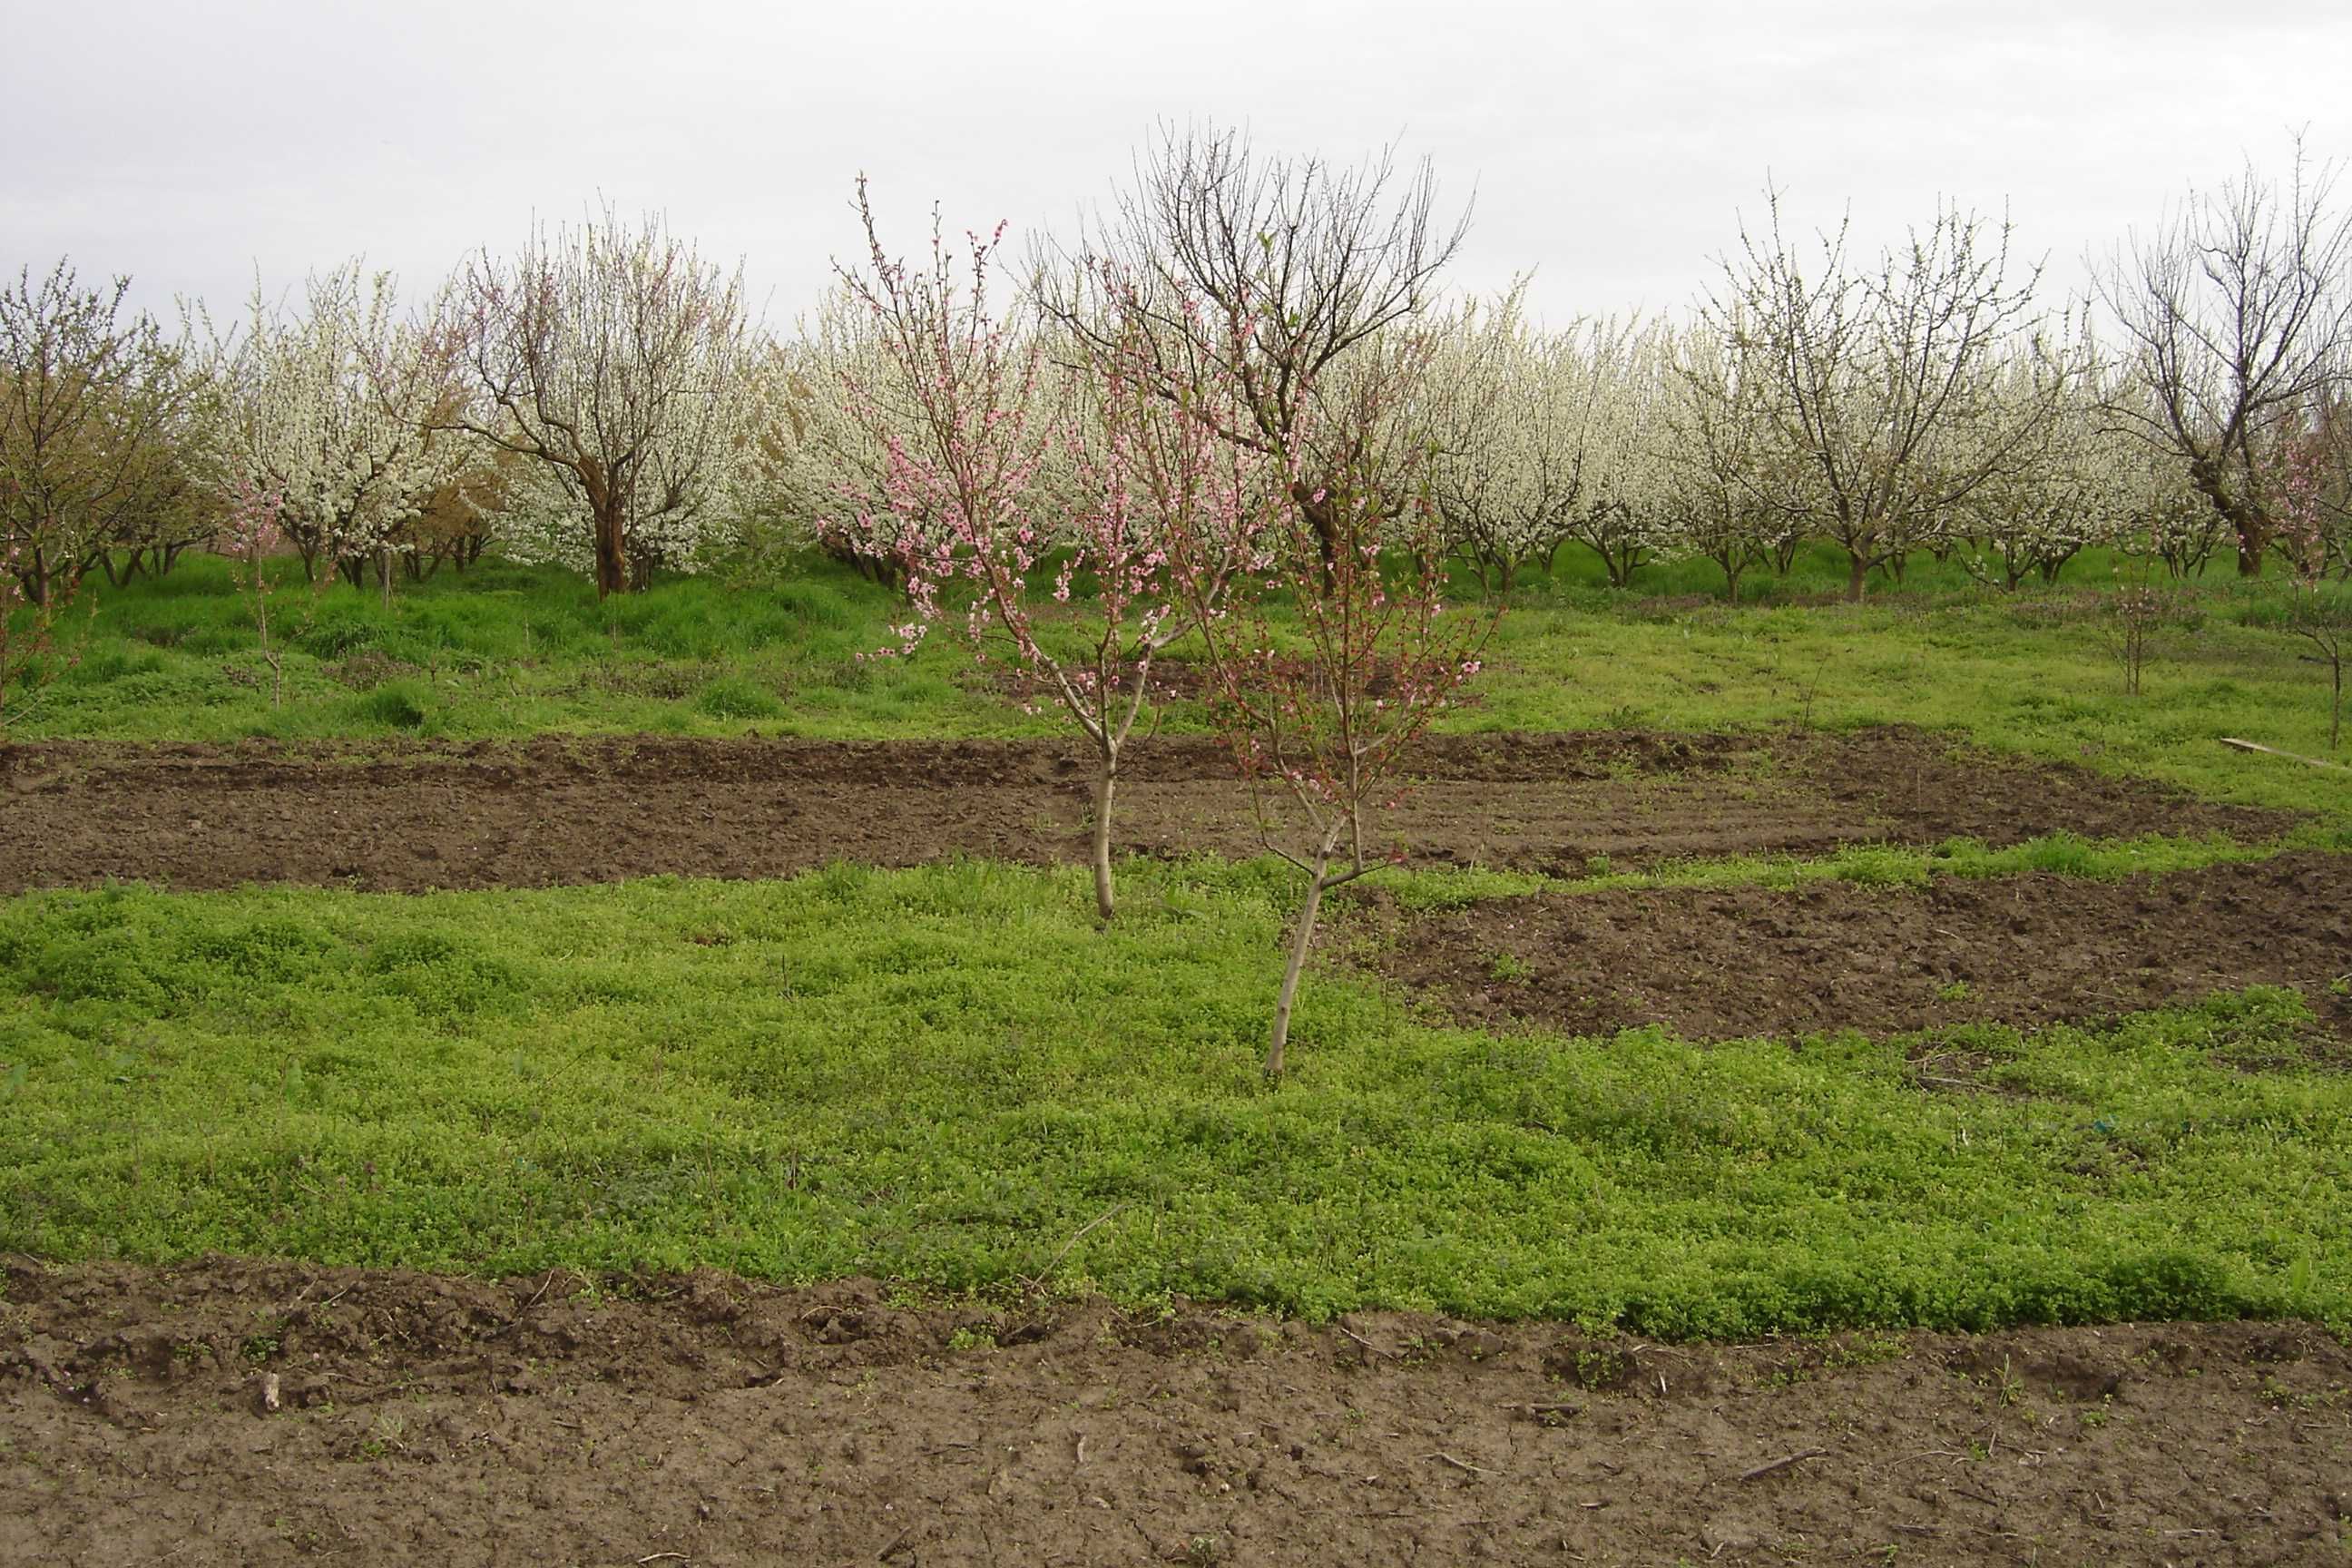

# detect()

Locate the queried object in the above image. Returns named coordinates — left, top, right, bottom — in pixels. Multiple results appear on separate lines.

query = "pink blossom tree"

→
left=2274, top=423, right=2349, bottom=748
left=835, top=181, right=1269, bottom=921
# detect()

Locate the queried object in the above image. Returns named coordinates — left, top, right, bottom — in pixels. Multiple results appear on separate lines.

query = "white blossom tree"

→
left=1707, top=192, right=2062, bottom=599
left=448, top=204, right=754, bottom=595
left=1570, top=319, right=1681, bottom=587
left=1955, top=334, right=2119, bottom=588
left=208, top=260, right=468, bottom=600
left=1659, top=315, right=1798, bottom=599
left=1425, top=289, right=1626, bottom=591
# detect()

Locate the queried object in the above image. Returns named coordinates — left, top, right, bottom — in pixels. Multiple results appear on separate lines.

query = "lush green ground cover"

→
left=10, top=546, right=2348, bottom=826
left=2, top=863, right=2345, bottom=1336
left=5, top=546, right=2348, bottom=1335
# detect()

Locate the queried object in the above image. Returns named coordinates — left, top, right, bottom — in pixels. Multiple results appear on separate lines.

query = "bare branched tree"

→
left=1036, top=123, right=1469, bottom=570
left=0, top=260, right=197, bottom=604
left=1706, top=191, right=2060, bottom=599
left=2094, top=140, right=2352, bottom=576
left=447, top=205, right=750, bottom=596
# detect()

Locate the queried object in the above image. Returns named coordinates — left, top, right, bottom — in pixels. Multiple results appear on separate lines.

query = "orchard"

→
left=5, top=122, right=2352, bottom=1568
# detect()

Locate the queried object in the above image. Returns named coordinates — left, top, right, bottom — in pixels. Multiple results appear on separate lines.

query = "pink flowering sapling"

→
left=2272, top=426, right=2350, bottom=748
left=834, top=184, right=1269, bottom=921
left=223, top=479, right=319, bottom=708
left=1183, top=403, right=1497, bottom=1075
left=0, top=538, right=88, bottom=740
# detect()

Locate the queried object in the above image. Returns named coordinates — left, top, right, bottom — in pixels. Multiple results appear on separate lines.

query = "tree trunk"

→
left=578, top=458, right=630, bottom=597
left=1268, top=837, right=1338, bottom=1077
left=377, top=548, right=393, bottom=612
left=2186, top=456, right=2268, bottom=577
left=1289, top=480, right=1342, bottom=586
left=1090, top=755, right=1117, bottom=923
left=1845, top=551, right=1868, bottom=603
left=593, top=500, right=628, bottom=597
left=1720, top=559, right=1744, bottom=602
left=2330, top=651, right=2343, bottom=751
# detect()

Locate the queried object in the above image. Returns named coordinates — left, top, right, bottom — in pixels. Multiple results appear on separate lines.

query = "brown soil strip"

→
left=4, top=1258, right=2346, bottom=1568
left=0, top=726, right=2291, bottom=895
left=1376, top=850, right=2352, bottom=1044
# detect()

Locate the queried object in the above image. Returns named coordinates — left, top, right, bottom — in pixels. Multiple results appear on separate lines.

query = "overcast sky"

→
left=5, top=0, right=2346, bottom=332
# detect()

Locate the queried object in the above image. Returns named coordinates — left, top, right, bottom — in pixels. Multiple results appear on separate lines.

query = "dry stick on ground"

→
left=1427, top=1451, right=1504, bottom=1475
left=1739, top=1447, right=1828, bottom=1482
left=1332, top=1321, right=1400, bottom=1360
left=1019, top=1202, right=1127, bottom=1293
left=2220, top=737, right=2352, bottom=772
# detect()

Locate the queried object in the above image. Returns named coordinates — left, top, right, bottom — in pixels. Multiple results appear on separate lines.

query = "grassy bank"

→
left=4, top=861, right=2346, bottom=1336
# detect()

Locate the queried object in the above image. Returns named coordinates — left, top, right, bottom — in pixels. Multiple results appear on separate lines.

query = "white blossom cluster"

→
left=205, top=261, right=470, bottom=578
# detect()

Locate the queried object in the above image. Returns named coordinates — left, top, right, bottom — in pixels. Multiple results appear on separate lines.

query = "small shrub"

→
left=695, top=675, right=785, bottom=721
left=356, top=682, right=430, bottom=730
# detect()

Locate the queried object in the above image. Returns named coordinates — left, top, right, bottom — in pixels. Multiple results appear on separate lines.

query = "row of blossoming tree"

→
left=6, top=131, right=2349, bottom=617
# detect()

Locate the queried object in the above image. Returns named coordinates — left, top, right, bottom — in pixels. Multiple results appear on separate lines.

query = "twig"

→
left=299, top=1281, right=357, bottom=1318
left=1427, top=1450, right=1503, bottom=1475
left=2220, top=737, right=2349, bottom=772
left=1020, top=1203, right=1127, bottom=1291
left=1332, top=1322, right=1397, bottom=1360
left=1739, top=1447, right=1827, bottom=1482
left=495, top=1268, right=568, bottom=1332
left=636, top=1555, right=690, bottom=1565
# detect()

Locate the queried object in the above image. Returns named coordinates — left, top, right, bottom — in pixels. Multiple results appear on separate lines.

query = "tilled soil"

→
left=1377, top=850, right=2352, bottom=1044
left=0, top=726, right=2294, bottom=894
left=4, top=1258, right=2347, bottom=1568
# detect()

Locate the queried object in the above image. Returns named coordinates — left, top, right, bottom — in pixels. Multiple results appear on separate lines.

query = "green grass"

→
left=5, top=543, right=2348, bottom=1335
left=1371, top=828, right=2352, bottom=914
left=1464, top=551, right=2352, bottom=824
left=3, top=861, right=2346, bottom=1337
left=10, top=546, right=2347, bottom=829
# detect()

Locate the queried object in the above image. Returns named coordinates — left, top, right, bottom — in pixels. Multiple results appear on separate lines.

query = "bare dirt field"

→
left=5, top=730, right=2342, bottom=1566
left=4, top=1258, right=2347, bottom=1568
left=0, top=726, right=2295, bottom=895
left=1377, top=849, right=2352, bottom=1044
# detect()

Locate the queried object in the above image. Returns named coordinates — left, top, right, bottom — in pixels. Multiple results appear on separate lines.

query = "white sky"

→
left=4, top=0, right=2346, bottom=331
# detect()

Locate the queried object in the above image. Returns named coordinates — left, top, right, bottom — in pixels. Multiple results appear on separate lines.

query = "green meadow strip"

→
left=1378, top=825, right=2344, bottom=911
left=3, top=861, right=2346, bottom=1337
